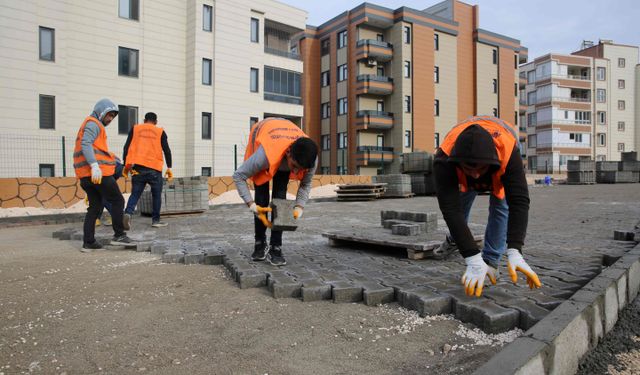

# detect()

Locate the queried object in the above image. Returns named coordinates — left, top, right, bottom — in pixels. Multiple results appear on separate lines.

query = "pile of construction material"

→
left=335, top=183, right=387, bottom=201
left=567, top=159, right=595, bottom=184
left=596, top=155, right=639, bottom=184
left=381, top=210, right=438, bottom=236
left=372, top=174, right=413, bottom=198
left=140, top=176, right=209, bottom=215
left=401, top=152, right=436, bottom=196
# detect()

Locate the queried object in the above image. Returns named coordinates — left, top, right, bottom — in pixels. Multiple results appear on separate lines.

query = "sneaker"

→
left=267, top=245, right=287, bottom=266
left=111, top=235, right=135, bottom=246
left=151, top=221, right=168, bottom=228
left=81, top=241, right=103, bottom=253
left=123, top=213, right=131, bottom=231
left=251, top=241, right=268, bottom=261
left=432, top=235, right=458, bottom=260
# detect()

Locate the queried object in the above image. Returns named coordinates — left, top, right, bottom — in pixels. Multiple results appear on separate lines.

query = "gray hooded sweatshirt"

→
left=81, top=98, right=119, bottom=165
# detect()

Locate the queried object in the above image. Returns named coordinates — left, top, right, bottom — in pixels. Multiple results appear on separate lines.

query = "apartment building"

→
left=297, top=0, right=526, bottom=175
left=0, top=0, right=306, bottom=177
left=521, top=40, right=639, bottom=173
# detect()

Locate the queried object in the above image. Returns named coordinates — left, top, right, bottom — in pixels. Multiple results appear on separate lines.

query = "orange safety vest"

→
left=125, top=123, right=165, bottom=171
left=73, top=116, right=116, bottom=179
left=244, top=118, right=308, bottom=186
left=439, top=116, right=518, bottom=199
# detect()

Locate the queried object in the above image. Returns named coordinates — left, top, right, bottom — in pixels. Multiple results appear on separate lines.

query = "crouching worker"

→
left=433, top=116, right=541, bottom=297
left=232, top=118, right=318, bottom=266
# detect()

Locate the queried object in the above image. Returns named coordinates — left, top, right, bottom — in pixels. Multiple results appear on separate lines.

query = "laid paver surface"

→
left=1, top=184, right=639, bottom=374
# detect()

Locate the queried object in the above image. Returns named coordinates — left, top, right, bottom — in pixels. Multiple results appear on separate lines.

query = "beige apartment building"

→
left=0, top=0, right=306, bottom=177
left=297, top=0, right=527, bottom=175
left=521, top=40, right=639, bottom=173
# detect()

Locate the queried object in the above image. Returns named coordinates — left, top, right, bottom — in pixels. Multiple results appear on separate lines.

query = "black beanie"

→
left=448, top=125, right=501, bottom=166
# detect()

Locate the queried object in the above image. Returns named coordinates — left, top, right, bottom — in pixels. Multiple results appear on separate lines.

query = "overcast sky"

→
left=279, top=0, right=640, bottom=60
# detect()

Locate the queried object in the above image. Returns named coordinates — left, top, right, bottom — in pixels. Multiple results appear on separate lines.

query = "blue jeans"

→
left=460, top=191, right=509, bottom=267
left=125, top=170, right=164, bottom=222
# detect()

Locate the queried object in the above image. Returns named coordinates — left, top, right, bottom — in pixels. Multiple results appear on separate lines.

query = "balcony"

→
left=356, top=75, right=393, bottom=96
left=355, top=110, right=393, bottom=131
left=356, top=40, right=393, bottom=63
left=264, top=19, right=303, bottom=61
left=356, top=146, right=394, bottom=166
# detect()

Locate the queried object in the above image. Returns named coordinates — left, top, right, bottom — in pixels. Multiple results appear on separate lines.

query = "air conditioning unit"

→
left=366, top=58, right=377, bottom=67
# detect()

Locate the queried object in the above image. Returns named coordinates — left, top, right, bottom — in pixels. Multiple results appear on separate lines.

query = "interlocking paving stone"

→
left=331, top=280, right=363, bottom=303
left=362, top=282, right=395, bottom=306
left=301, top=279, right=333, bottom=302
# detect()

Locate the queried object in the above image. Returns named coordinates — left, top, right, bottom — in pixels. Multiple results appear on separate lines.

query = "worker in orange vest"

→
left=232, top=118, right=318, bottom=266
left=122, top=112, right=173, bottom=229
left=73, top=98, right=134, bottom=252
left=433, top=116, right=541, bottom=297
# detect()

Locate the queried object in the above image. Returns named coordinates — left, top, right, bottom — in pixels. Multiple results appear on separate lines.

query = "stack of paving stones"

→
left=566, top=159, right=595, bottom=184
left=619, top=151, right=640, bottom=183
left=595, top=160, right=637, bottom=184
left=401, top=152, right=436, bottom=196
left=140, top=176, right=209, bottom=215
left=335, top=183, right=387, bottom=201
left=372, top=174, right=413, bottom=198
left=381, top=210, right=438, bottom=236
left=51, top=199, right=637, bottom=334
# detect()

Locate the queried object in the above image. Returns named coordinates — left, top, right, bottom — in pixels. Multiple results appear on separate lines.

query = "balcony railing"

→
left=355, top=146, right=394, bottom=165
left=356, top=75, right=393, bottom=96
left=357, top=146, right=394, bottom=152
left=357, top=75, right=393, bottom=83
left=264, top=46, right=301, bottom=60
left=537, top=119, right=592, bottom=126
left=264, top=92, right=302, bottom=105
left=537, top=74, right=591, bottom=81
left=356, top=110, right=393, bottom=118
left=355, top=111, right=394, bottom=131
left=536, top=142, right=591, bottom=149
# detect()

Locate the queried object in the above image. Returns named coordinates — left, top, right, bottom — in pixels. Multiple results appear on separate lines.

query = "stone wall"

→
left=0, top=175, right=372, bottom=209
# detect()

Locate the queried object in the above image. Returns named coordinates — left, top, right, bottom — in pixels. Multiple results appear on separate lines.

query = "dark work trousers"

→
left=80, top=176, right=125, bottom=244
left=124, top=169, right=164, bottom=222
left=100, top=161, right=123, bottom=217
left=254, top=170, right=290, bottom=246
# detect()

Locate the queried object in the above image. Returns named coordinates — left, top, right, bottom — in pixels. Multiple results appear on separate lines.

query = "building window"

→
left=576, top=111, right=590, bottom=124
left=434, top=99, right=439, bottom=116
left=527, top=70, right=536, bottom=84
left=618, top=100, right=625, bottom=110
left=321, top=71, right=330, bottom=87
left=376, top=33, right=384, bottom=42
left=320, top=102, right=330, bottom=119
left=338, top=132, right=347, bottom=149
left=404, top=61, right=411, bottom=78
left=376, top=100, right=384, bottom=112
left=249, top=68, right=259, bottom=92
left=39, top=164, right=55, bottom=177
left=202, top=58, right=212, bottom=85
left=250, top=18, right=259, bottom=43
left=527, top=91, right=536, bottom=105
left=337, top=64, right=347, bottom=81
left=404, top=96, right=411, bottom=113
left=528, top=134, right=537, bottom=148
left=434, top=66, right=439, bottom=83
left=250, top=117, right=259, bottom=128
left=492, top=79, right=498, bottom=93
left=377, top=135, right=384, bottom=147
left=337, top=30, right=347, bottom=49
left=118, top=47, right=139, bottom=77
left=618, top=143, right=625, bottom=152
left=618, top=121, right=625, bottom=131
left=201, top=112, right=212, bottom=140
left=403, top=26, right=411, bottom=44
left=514, top=54, right=518, bottom=69
left=528, top=156, right=537, bottom=171
left=515, top=111, right=518, bottom=125
left=321, top=135, right=330, bottom=150
left=597, top=133, right=605, bottom=146
left=596, top=89, right=606, bottom=103
left=39, top=27, right=55, bottom=61
left=434, top=33, right=439, bottom=50
left=118, top=105, right=138, bottom=135
left=39, top=95, right=55, bottom=129
left=598, top=111, right=606, bottom=125
left=264, top=66, right=301, bottom=104
left=376, top=66, right=385, bottom=76
left=492, top=49, right=497, bottom=64
left=203, top=4, right=213, bottom=31
left=569, top=133, right=583, bottom=142
left=514, top=83, right=518, bottom=96
left=201, top=167, right=212, bottom=176
left=434, top=133, right=440, bottom=148
left=564, top=110, right=569, bottom=119
left=618, top=79, right=625, bottom=89
left=493, top=108, right=498, bottom=117
left=337, top=98, right=347, bottom=115
left=404, top=130, right=411, bottom=148
left=119, top=0, right=139, bottom=20
left=320, top=38, right=330, bottom=56
left=596, top=67, right=606, bottom=80
left=618, top=58, right=625, bottom=68
left=527, top=112, right=537, bottom=127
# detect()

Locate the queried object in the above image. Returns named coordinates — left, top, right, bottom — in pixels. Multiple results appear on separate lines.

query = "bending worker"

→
left=232, top=118, right=318, bottom=266
left=433, top=116, right=541, bottom=297
left=122, top=112, right=173, bottom=229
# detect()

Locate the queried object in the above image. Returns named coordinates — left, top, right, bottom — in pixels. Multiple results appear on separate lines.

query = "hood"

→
left=448, top=124, right=501, bottom=166
left=91, top=98, right=119, bottom=124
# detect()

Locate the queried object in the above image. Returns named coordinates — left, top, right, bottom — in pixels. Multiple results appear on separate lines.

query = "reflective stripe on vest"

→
left=125, top=123, right=164, bottom=171
left=245, top=118, right=308, bottom=186
left=73, top=116, right=116, bottom=179
left=439, top=116, right=518, bottom=199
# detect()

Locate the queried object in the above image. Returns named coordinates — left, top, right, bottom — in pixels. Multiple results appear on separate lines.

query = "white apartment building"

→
left=521, top=40, right=638, bottom=173
left=0, top=0, right=306, bottom=177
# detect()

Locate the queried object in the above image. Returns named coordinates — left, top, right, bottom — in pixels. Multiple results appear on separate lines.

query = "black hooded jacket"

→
left=434, top=126, right=530, bottom=258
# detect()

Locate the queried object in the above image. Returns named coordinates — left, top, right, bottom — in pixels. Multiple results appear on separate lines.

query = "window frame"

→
left=320, top=102, right=330, bottom=119
left=618, top=79, right=625, bottom=89
left=434, top=99, right=439, bottom=117
left=337, top=97, right=347, bottom=116
left=403, top=26, right=411, bottom=44
left=39, top=164, right=55, bottom=178
left=596, top=89, right=606, bottom=103
left=618, top=121, right=625, bottom=131
left=434, top=66, right=439, bottom=83
left=618, top=58, right=625, bottom=68
left=618, top=100, right=625, bottom=110
left=404, top=95, right=411, bottom=113
left=492, top=49, right=497, bottom=64
left=492, top=78, right=498, bottom=93
left=118, top=46, right=139, bottom=78
left=321, top=135, right=330, bottom=150
left=337, top=64, right=347, bottom=82
left=617, top=143, right=625, bottom=152
left=337, top=30, right=347, bottom=49
left=598, top=111, right=606, bottom=125
left=597, top=133, right=606, bottom=146
left=404, top=61, right=411, bottom=78
left=201, top=167, right=212, bottom=177
left=434, top=33, right=439, bottom=50
left=201, top=112, right=212, bottom=140
left=250, top=18, right=259, bottom=43
left=320, top=70, right=330, bottom=87
left=203, top=4, right=213, bottom=32
left=596, top=67, right=606, bottom=81
left=250, top=117, right=259, bottom=129
left=202, top=58, right=212, bottom=85
left=404, top=130, right=411, bottom=148
left=39, top=26, right=55, bottom=61
left=118, top=0, right=139, bottom=21
left=39, top=94, right=55, bottom=130
left=118, top=104, right=138, bottom=135
left=250, top=67, right=259, bottom=92
left=320, top=38, right=330, bottom=56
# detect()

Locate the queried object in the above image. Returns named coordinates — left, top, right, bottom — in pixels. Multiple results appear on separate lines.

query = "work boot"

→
left=251, top=241, right=268, bottom=261
left=267, top=245, right=286, bottom=266
left=81, top=241, right=103, bottom=253
left=123, top=213, right=131, bottom=230
left=111, top=234, right=135, bottom=246
left=432, top=235, right=458, bottom=260
left=151, top=220, right=168, bottom=228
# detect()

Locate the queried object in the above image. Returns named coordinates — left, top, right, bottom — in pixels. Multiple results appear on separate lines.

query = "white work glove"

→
left=461, top=253, right=497, bottom=297
left=90, top=163, right=102, bottom=184
left=506, top=248, right=542, bottom=289
left=293, top=206, right=303, bottom=219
